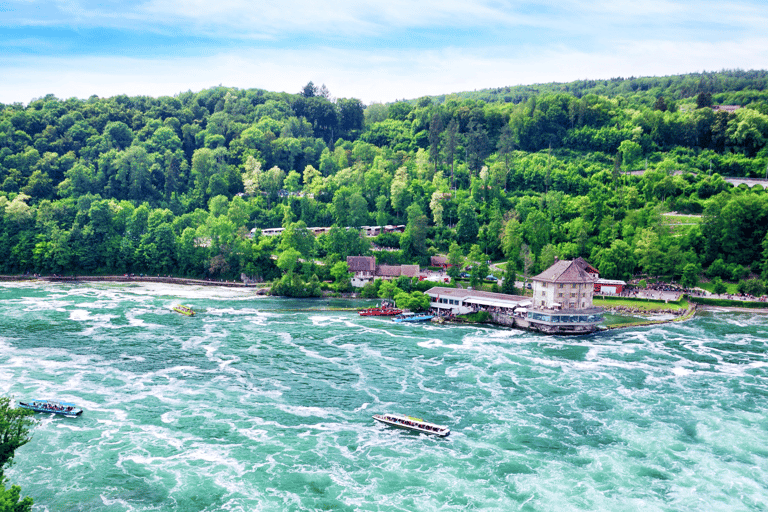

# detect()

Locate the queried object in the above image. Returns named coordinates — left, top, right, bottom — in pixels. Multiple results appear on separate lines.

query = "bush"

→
left=458, top=311, right=491, bottom=323
left=360, top=282, right=378, bottom=298
left=706, top=259, right=728, bottom=279
left=730, top=264, right=749, bottom=282
left=711, top=277, right=727, bottom=295
left=739, top=278, right=766, bottom=296
left=269, top=273, right=322, bottom=297
left=688, top=296, right=767, bottom=308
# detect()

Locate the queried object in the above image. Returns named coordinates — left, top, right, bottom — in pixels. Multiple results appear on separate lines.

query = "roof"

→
left=712, top=105, right=741, bottom=113
left=532, top=259, right=597, bottom=284
left=596, top=278, right=626, bottom=285
left=376, top=265, right=402, bottom=277
left=430, top=256, right=448, bottom=266
left=401, top=265, right=420, bottom=278
left=573, top=257, right=599, bottom=274
left=346, top=256, right=375, bottom=272
left=424, top=287, right=528, bottom=303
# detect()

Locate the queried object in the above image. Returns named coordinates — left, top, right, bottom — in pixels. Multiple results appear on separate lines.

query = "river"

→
left=1, top=282, right=767, bottom=511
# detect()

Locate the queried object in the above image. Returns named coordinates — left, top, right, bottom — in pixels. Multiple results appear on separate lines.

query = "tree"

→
left=618, top=139, right=642, bottom=172
left=0, top=397, right=36, bottom=481
left=696, top=92, right=713, bottom=109
left=443, top=119, right=459, bottom=187
left=456, top=202, right=479, bottom=245
left=0, top=483, right=33, bottom=512
left=501, top=261, right=519, bottom=295
left=330, top=261, right=352, bottom=291
left=0, top=395, right=36, bottom=511
left=538, top=244, right=558, bottom=273
left=497, top=123, right=515, bottom=180
left=301, top=81, right=317, bottom=98
left=680, top=263, right=699, bottom=288
left=390, top=167, right=410, bottom=219
left=402, top=203, right=428, bottom=259
left=596, top=239, right=635, bottom=280
left=276, top=247, right=301, bottom=274
left=428, top=112, right=443, bottom=171
left=394, top=290, right=429, bottom=311
left=447, top=242, right=463, bottom=278
left=711, top=277, right=727, bottom=295
left=279, top=221, right=315, bottom=257
left=378, top=280, right=400, bottom=300
left=634, top=228, right=664, bottom=276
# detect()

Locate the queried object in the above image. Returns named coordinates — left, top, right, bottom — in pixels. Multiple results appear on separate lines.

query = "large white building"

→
left=526, top=258, right=603, bottom=334
left=531, top=258, right=596, bottom=310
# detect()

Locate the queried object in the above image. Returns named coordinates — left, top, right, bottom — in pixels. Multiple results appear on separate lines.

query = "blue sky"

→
left=1, top=0, right=767, bottom=104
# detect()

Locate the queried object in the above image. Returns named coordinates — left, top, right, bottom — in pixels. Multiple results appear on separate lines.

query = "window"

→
left=559, top=283, right=564, bottom=288
left=558, top=293, right=563, bottom=297
left=572, top=283, right=577, bottom=288
left=571, top=293, right=576, bottom=297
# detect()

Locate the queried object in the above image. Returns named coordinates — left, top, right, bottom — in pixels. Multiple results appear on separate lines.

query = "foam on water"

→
left=3, top=283, right=768, bottom=511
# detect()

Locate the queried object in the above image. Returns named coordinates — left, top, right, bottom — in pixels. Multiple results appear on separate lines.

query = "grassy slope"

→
left=593, top=297, right=689, bottom=311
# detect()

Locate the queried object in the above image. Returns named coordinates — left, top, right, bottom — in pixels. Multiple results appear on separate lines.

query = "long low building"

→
left=425, top=287, right=530, bottom=316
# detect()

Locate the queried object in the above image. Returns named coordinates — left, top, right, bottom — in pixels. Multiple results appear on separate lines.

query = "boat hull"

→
left=359, top=309, right=402, bottom=316
left=172, top=305, right=195, bottom=316
left=18, top=401, right=82, bottom=417
left=392, top=314, right=434, bottom=323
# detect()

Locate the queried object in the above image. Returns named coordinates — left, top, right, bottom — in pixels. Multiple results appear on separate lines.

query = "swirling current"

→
left=1, top=282, right=767, bottom=511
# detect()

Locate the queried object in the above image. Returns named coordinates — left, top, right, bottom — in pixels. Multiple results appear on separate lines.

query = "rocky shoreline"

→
left=603, top=305, right=688, bottom=316
left=0, top=274, right=269, bottom=290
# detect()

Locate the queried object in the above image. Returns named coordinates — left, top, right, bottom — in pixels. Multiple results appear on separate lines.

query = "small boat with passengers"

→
left=18, top=400, right=83, bottom=417
left=392, top=312, right=434, bottom=323
left=172, top=304, right=195, bottom=316
left=359, top=301, right=402, bottom=317
left=373, top=413, right=450, bottom=436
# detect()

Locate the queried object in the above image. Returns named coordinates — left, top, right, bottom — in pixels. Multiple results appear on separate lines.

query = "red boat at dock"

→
left=358, top=302, right=403, bottom=316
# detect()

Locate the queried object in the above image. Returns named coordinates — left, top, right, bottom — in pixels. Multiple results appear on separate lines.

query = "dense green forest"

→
left=1, top=71, right=768, bottom=296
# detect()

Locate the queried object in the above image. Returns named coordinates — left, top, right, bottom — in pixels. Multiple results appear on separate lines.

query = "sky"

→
left=1, top=0, right=767, bottom=105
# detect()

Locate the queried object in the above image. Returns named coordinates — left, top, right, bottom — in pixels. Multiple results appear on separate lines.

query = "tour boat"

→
left=392, top=312, right=434, bottom=323
left=358, top=302, right=403, bottom=316
left=373, top=413, right=450, bottom=436
left=172, top=304, right=195, bottom=316
left=18, top=400, right=83, bottom=417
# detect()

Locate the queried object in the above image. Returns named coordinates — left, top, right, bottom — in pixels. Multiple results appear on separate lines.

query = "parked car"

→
left=459, top=272, right=470, bottom=278
left=486, top=275, right=498, bottom=282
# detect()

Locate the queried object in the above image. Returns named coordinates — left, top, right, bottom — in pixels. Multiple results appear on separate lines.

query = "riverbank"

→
left=0, top=274, right=271, bottom=290
left=2, top=275, right=765, bottom=326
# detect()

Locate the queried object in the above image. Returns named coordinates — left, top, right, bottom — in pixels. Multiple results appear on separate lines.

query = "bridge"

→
left=627, top=170, right=767, bottom=188
left=723, top=177, right=768, bottom=188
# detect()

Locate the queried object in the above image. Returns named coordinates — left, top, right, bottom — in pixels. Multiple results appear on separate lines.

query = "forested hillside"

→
left=1, top=71, right=767, bottom=295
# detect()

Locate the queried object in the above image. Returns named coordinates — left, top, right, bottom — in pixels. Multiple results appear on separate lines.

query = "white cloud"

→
left=2, top=38, right=767, bottom=105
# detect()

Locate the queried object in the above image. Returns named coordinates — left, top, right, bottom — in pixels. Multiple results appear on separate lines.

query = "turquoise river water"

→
left=1, top=282, right=767, bottom=511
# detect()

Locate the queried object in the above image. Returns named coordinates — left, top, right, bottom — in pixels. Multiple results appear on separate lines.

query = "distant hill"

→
left=414, top=69, right=768, bottom=107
